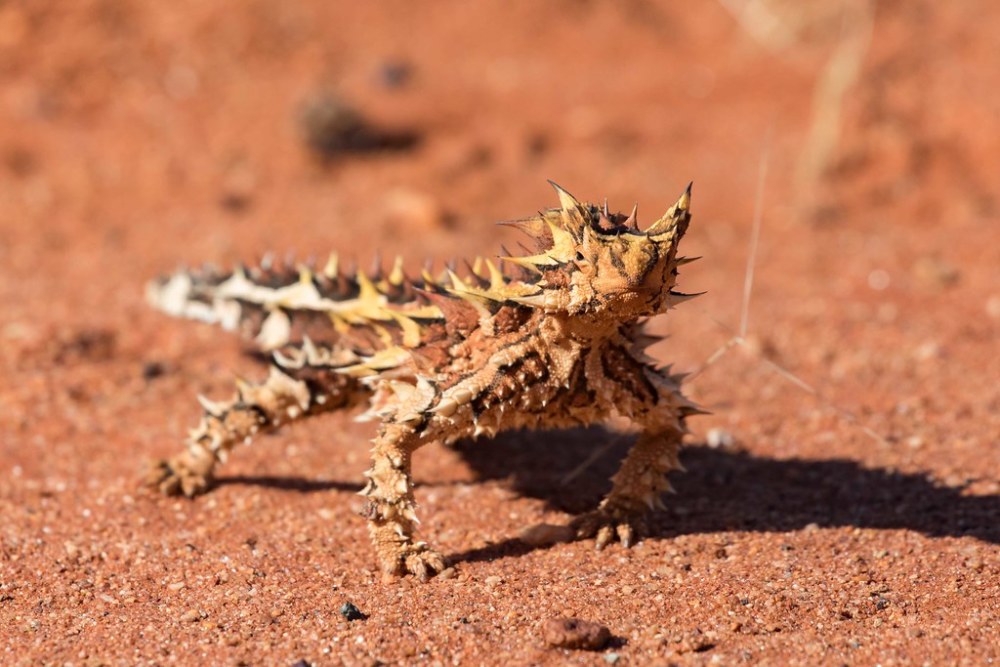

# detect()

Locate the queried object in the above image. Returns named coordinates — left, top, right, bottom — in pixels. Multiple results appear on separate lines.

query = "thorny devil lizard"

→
left=144, top=181, right=703, bottom=580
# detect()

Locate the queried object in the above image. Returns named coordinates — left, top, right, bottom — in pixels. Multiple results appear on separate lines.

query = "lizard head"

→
left=499, top=181, right=698, bottom=320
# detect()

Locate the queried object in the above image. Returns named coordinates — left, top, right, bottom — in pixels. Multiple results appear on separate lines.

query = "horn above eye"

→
left=646, top=183, right=692, bottom=237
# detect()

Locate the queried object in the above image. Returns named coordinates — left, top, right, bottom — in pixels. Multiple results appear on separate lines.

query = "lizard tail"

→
left=145, top=254, right=440, bottom=352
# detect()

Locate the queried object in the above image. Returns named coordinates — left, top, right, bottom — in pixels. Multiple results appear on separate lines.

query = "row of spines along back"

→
left=151, top=251, right=546, bottom=351
left=180, top=250, right=545, bottom=306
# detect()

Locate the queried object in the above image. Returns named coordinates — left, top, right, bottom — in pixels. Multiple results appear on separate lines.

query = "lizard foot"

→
left=572, top=506, right=649, bottom=550
left=381, top=543, right=448, bottom=582
left=143, top=452, right=214, bottom=498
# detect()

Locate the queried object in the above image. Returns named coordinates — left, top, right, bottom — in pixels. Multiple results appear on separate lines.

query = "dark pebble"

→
left=340, top=601, right=367, bottom=621
left=142, top=361, right=166, bottom=380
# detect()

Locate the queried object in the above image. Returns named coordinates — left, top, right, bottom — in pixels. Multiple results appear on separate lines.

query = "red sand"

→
left=1, top=1, right=997, bottom=664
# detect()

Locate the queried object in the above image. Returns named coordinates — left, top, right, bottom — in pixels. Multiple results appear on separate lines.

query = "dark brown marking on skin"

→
left=600, top=345, right=658, bottom=406
left=608, top=249, right=628, bottom=276
left=491, top=305, right=534, bottom=335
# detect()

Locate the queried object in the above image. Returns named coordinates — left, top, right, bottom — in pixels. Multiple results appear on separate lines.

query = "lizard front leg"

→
left=360, top=420, right=447, bottom=581
left=360, top=336, right=564, bottom=579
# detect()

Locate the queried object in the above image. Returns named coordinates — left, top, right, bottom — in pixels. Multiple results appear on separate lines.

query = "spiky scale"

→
left=388, top=255, right=406, bottom=286
left=197, top=395, right=226, bottom=417
left=624, top=203, right=638, bottom=230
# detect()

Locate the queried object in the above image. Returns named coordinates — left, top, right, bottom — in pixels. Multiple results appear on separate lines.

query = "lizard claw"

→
left=399, top=544, right=448, bottom=582
left=572, top=507, right=648, bottom=550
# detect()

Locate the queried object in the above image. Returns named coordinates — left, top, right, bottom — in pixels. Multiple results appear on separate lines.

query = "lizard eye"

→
left=575, top=251, right=586, bottom=262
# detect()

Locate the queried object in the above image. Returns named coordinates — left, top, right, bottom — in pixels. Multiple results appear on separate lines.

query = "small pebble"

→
left=914, top=255, right=960, bottom=288
left=142, top=361, right=166, bottom=380
left=706, top=427, right=735, bottom=449
left=672, top=628, right=716, bottom=654
left=541, top=617, right=611, bottom=651
left=179, top=609, right=201, bottom=623
left=339, top=601, right=367, bottom=622
left=868, top=269, right=891, bottom=291
left=986, top=295, right=1000, bottom=320
left=519, top=523, right=574, bottom=547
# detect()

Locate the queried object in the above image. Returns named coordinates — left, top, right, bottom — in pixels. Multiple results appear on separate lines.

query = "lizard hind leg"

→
left=145, top=339, right=365, bottom=497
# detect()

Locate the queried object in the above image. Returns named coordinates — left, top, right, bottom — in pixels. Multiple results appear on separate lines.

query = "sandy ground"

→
left=0, top=1, right=997, bottom=664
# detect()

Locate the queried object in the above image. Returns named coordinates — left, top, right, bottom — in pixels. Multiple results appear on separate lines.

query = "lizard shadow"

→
left=216, top=475, right=360, bottom=494
left=449, top=427, right=999, bottom=564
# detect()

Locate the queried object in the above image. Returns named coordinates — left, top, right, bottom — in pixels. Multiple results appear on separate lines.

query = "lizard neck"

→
left=548, top=311, right=635, bottom=346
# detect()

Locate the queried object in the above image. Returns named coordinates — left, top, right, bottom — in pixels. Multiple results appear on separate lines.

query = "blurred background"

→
left=1, top=0, right=997, bottom=490
left=0, top=2, right=997, bottom=662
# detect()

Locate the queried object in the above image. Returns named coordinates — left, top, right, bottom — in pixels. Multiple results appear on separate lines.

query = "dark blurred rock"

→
left=378, top=60, right=413, bottom=89
left=297, top=89, right=418, bottom=161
